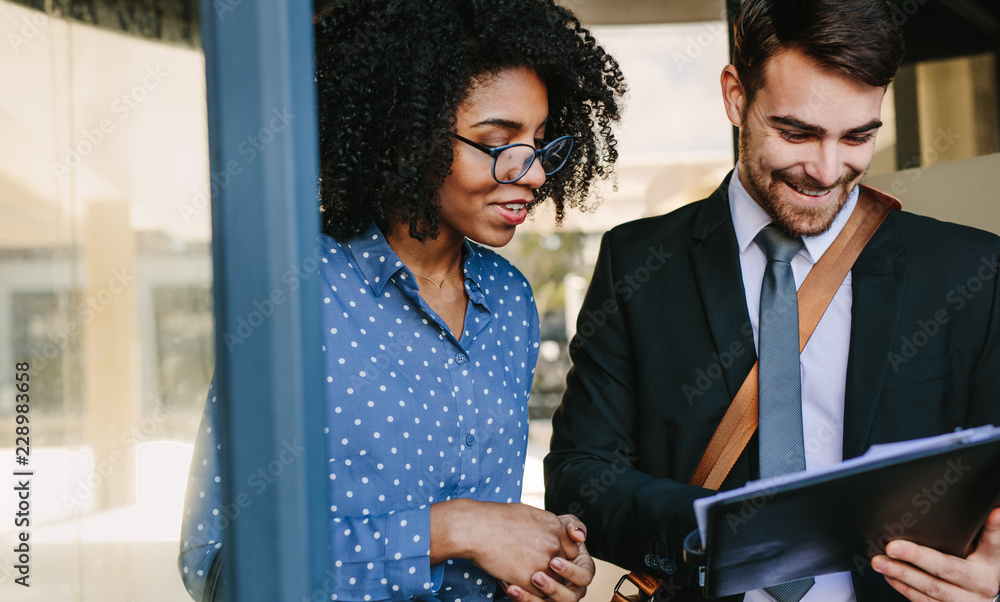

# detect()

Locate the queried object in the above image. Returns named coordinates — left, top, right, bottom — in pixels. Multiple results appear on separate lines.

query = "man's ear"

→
left=721, top=65, right=746, bottom=127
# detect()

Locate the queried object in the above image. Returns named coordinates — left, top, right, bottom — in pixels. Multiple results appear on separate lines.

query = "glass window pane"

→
left=0, top=2, right=209, bottom=599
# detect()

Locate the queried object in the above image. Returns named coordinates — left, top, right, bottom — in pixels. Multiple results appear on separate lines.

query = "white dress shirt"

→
left=729, top=167, right=857, bottom=602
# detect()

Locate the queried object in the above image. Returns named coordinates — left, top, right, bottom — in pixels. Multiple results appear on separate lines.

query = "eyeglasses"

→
left=452, top=133, right=574, bottom=184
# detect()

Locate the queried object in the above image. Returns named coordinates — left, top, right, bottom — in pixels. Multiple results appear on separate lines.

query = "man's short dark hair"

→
left=733, top=0, right=905, bottom=109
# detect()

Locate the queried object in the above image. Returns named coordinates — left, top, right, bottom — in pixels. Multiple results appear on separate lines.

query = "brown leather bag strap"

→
left=689, top=186, right=899, bottom=489
left=610, top=186, right=900, bottom=601
left=611, top=572, right=662, bottom=602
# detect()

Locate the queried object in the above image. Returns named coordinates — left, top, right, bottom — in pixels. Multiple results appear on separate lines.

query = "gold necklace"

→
left=410, top=268, right=463, bottom=289
left=390, top=244, right=463, bottom=289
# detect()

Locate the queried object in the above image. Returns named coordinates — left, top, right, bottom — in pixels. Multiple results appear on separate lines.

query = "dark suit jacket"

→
left=544, top=175, right=1000, bottom=601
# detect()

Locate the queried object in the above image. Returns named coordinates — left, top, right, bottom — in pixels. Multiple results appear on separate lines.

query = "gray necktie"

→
left=755, top=224, right=814, bottom=602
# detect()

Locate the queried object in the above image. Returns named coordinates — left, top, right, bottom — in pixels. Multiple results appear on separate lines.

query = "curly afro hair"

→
left=314, top=0, right=626, bottom=241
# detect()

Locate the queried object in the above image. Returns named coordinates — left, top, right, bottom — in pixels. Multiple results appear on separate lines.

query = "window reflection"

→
left=152, top=285, right=213, bottom=419
left=11, top=290, right=83, bottom=418
left=0, top=1, right=209, bottom=598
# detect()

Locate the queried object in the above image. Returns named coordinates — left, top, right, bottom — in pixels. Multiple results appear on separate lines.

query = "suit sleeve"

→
left=968, top=240, right=1000, bottom=428
left=544, top=231, right=712, bottom=582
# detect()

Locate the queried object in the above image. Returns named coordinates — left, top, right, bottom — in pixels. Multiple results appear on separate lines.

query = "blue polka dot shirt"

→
left=179, top=222, right=541, bottom=601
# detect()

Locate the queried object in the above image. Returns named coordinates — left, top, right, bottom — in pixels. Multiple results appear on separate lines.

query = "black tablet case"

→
left=692, top=432, right=1000, bottom=598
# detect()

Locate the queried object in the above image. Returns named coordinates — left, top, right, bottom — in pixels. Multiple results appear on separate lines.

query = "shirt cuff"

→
left=385, top=504, right=441, bottom=601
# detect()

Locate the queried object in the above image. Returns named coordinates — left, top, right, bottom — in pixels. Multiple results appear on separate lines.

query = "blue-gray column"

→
left=727, top=0, right=742, bottom=162
left=200, top=0, right=330, bottom=599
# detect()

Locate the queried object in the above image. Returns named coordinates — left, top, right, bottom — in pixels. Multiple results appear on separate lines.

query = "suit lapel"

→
left=843, top=215, right=907, bottom=459
left=690, top=176, right=757, bottom=400
left=689, top=179, right=908, bottom=462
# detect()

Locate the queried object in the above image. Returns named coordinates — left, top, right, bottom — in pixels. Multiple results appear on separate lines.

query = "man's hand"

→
left=430, top=500, right=586, bottom=598
left=871, top=507, right=1000, bottom=601
left=505, top=515, right=595, bottom=602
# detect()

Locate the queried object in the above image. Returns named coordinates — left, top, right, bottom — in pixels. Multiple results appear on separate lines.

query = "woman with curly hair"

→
left=180, top=1, right=625, bottom=600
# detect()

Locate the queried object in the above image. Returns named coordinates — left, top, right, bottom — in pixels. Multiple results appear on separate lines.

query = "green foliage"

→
left=500, top=231, right=589, bottom=317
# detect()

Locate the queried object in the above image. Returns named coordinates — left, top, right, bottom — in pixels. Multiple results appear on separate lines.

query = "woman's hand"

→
left=871, top=507, right=1000, bottom=601
left=430, top=500, right=587, bottom=598
left=505, top=515, right=595, bottom=602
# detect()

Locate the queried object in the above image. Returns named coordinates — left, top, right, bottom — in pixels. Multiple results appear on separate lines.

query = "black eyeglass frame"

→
left=451, top=133, right=575, bottom=184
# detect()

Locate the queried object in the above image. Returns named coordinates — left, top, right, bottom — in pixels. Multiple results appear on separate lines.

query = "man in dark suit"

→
left=544, top=0, right=1000, bottom=600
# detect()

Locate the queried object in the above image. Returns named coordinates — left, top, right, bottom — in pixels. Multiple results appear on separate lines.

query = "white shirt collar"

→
left=728, top=163, right=859, bottom=264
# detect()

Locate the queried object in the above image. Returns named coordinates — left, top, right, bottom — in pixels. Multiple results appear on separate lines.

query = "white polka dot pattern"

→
left=179, top=222, right=540, bottom=602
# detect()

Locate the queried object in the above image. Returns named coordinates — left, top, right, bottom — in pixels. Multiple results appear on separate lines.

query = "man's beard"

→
left=739, top=133, right=862, bottom=238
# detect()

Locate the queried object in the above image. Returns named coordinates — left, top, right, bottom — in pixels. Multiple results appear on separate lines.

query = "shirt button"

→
left=481, top=584, right=492, bottom=595
left=456, top=353, right=467, bottom=364
left=466, top=434, right=475, bottom=446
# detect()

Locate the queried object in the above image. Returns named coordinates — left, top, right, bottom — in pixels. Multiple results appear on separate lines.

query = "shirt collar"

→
left=461, top=243, right=488, bottom=307
left=728, top=162, right=859, bottom=264
left=342, top=221, right=407, bottom=296
left=343, top=220, right=488, bottom=305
